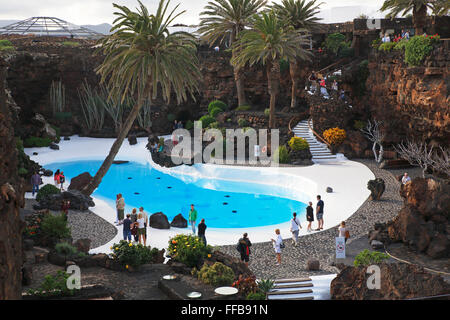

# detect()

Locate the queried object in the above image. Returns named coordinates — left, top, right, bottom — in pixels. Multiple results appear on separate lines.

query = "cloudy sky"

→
left=0, top=0, right=386, bottom=25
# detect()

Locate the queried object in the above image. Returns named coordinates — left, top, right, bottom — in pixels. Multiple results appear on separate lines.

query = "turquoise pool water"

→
left=46, top=160, right=307, bottom=228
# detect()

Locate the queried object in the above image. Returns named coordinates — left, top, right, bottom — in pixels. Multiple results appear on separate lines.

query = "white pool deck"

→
left=25, top=136, right=375, bottom=255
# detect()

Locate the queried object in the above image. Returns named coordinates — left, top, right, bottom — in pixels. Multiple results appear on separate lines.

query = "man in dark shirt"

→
left=123, top=214, right=132, bottom=242
left=30, top=172, right=41, bottom=197
left=316, top=195, right=324, bottom=231
left=197, top=218, right=207, bottom=246
left=306, top=202, right=314, bottom=232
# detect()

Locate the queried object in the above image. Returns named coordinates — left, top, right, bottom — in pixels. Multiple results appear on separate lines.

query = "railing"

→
left=307, top=118, right=332, bottom=149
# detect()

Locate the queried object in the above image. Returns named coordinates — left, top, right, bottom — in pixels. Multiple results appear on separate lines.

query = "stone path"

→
left=217, top=159, right=410, bottom=279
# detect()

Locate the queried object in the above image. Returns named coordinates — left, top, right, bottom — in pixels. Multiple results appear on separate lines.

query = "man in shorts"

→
left=316, top=195, right=324, bottom=231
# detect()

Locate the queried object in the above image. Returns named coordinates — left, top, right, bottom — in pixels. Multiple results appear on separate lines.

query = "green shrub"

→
left=235, top=105, right=251, bottom=111
left=273, top=145, right=290, bottom=164
left=168, top=234, right=212, bottom=268
left=257, top=278, right=275, bottom=294
left=0, top=39, right=13, bottom=47
left=62, top=41, right=80, bottom=47
left=237, top=118, right=249, bottom=127
left=18, top=167, right=28, bottom=176
left=197, top=262, right=235, bottom=287
left=209, top=107, right=223, bottom=118
left=36, top=184, right=60, bottom=202
left=246, top=292, right=266, bottom=300
left=354, top=249, right=389, bottom=267
left=394, top=39, right=408, bottom=51
left=288, top=137, right=309, bottom=151
left=167, top=113, right=176, bottom=122
left=23, top=136, right=52, bottom=148
left=355, top=59, right=369, bottom=97
left=325, top=33, right=351, bottom=56
left=371, top=38, right=382, bottom=49
left=40, top=213, right=71, bottom=243
left=208, top=121, right=220, bottom=129
left=55, top=242, right=78, bottom=259
left=208, top=100, right=227, bottom=113
left=111, top=240, right=158, bottom=268
left=185, top=120, right=194, bottom=130
left=378, top=42, right=396, bottom=52
left=404, top=35, right=439, bottom=66
left=27, top=271, right=78, bottom=297
left=199, top=115, right=216, bottom=128
left=339, top=46, right=354, bottom=58
left=264, top=108, right=270, bottom=117
left=0, top=46, right=15, bottom=52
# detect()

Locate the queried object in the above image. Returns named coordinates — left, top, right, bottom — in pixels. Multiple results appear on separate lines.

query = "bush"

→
left=237, top=118, right=249, bottom=127
left=18, top=167, right=28, bottom=176
left=235, top=105, right=251, bottom=111
left=111, top=240, right=158, bottom=268
left=209, top=107, right=223, bottom=118
left=208, top=100, right=227, bottom=113
left=199, top=115, right=216, bottom=128
left=40, top=213, right=71, bottom=243
left=323, top=127, right=346, bottom=146
left=257, top=278, right=275, bottom=294
left=273, top=145, right=290, bottom=164
left=288, top=137, right=309, bottom=151
left=354, top=249, right=389, bottom=267
left=27, top=271, right=78, bottom=297
left=23, top=136, right=52, bottom=148
left=325, top=33, right=351, bottom=56
left=208, top=121, right=220, bottom=129
left=36, top=184, right=60, bottom=202
left=404, top=35, right=439, bottom=66
left=394, top=39, right=408, bottom=51
left=339, top=46, right=354, bottom=58
left=355, top=60, right=370, bottom=97
left=55, top=242, right=78, bottom=259
left=378, top=42, right=396, bottom=52
left=62, top=41, right=80, bottom=47
left=232, top=275, right=258, bottom=296
left=246, top=292, right=266, bottom=300
left=0, top=39, right=15, bottom=52
left=197, top=262, right=235, bottom=287
left=168, top=234, right=212, bottom=268
left=371, top=38, right=382, bottom=49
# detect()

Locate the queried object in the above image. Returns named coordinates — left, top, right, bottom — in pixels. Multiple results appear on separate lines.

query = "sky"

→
left=0, top=0, right=387, bottom=26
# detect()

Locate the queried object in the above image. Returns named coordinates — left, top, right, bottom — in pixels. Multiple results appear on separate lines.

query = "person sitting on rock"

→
left=401, top=172, right=411, bottom=185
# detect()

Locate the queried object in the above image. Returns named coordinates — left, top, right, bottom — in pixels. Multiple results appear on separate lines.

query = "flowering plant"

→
left=168, top=234, right=212, bottom=267
left=323, top=127, right=346, bottom=146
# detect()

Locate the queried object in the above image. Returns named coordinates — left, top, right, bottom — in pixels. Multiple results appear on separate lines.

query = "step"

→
left=273, top=283, right=313, bottom=289
left=274, top=277, right=312, bottom=284
left=267, top=289, right=313, bottom=296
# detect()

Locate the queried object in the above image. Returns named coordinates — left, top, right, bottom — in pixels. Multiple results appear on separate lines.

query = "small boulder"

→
left=326, top=187, right=333, bottom=193
left=370, top=240, right=384, bottom=250
left=63, top=136, right=71, bottom=141
left=149, top=212, right=170, bottom=229
left=49, top=143, right=60, bottom=150
left=170, top=214, right=187, bottom=228
left=68, top=172, right=93, bottom=192
left=128, top=134, right=137, bottom=145
left=42, top=169, right=53, bottom=177
left=73, top=238, right=92, bottom=254
left=367, top=178, right=385, bottom=200
left=306, top=259, right=320, bottom=271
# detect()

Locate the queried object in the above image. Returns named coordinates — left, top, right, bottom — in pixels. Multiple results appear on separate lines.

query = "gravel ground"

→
left=217, top=159, right=419, bottom=279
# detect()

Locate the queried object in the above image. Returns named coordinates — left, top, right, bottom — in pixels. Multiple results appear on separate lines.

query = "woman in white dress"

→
left=271, top=229, right=283, bottom=266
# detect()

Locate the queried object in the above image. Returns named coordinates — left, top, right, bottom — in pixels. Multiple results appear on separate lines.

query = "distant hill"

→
left=0, top=20, right=112, bottom=35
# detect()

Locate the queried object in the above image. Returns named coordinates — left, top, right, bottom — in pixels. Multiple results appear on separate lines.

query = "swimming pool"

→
left=46, top=160, right=308, bottom=228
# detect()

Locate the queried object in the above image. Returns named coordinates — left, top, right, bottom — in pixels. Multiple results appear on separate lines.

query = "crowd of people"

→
left=308, top=71, right=345, bottom=102
left=381, top=29, right=410, bottom=43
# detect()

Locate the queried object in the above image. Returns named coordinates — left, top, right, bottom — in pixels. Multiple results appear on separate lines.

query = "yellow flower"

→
left=115, top=247, right=119, bottom=250
left=129, top=243, right=133, bottom=247
left=207, top=254, right=211, bottom=258
left=125, top=265, right=129, bottom=269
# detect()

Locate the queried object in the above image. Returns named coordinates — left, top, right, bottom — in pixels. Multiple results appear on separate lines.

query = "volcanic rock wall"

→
left=0, top=57, right=24, bottom=300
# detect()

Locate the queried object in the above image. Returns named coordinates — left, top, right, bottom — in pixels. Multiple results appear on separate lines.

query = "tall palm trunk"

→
left=413, top=4, right=427, bottom=35
left=267, top=61, right=280, bottom=129
left=289, top=59, right=300, bottom=110
left=231, top=30, right=247, bottom=107
left=83, top=96, right=145, bottom=196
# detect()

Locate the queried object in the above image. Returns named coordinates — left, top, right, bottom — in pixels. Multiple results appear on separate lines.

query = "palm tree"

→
left=381, top=0, right=449, bottom=35
left=272, top=0, right=321, bottom=109
left=83, top=0, right=201, bottom=196
left=199, top=0, right=267, bottom=108
left=232, top=11, right=311, bottom=128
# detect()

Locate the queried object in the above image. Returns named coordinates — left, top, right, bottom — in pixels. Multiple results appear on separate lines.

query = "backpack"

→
left=60, top=176, right=65, bottom=183
left=345, top=230, right=350, bottom=239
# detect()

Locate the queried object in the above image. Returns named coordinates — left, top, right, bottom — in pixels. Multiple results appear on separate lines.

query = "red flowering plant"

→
left=23, top=210, right=49, bottom=240
left=232, top=275, right=258, bottom=297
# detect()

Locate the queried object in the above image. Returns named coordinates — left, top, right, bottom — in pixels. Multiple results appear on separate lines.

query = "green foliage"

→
left=77, top=80, right=105, bottom=131
left=355, top=59, right=369, bottom=97
left=354, top=249, right=389, bottom=267
left=237, top=118, right=249, bottom=127
left=18, top=167, right=28, bottom=176
left=279, top=59, right=289, bottom=73
left=246, top=292, right=266, bottom=300
left=49, top=80, right=66, bottom=115
left=264, top=108, right=270, bottom=117
left=36, top=184, right=60, bottom=202
left=185, top=120, right=194, bottom=130
left=168, top=234, right=212, bottom=268
left=232, top=275, right=259, bottom=296
left=371, top=38, right=382, bottom=49
left=235, top=105, right=251, bottom=111
left=167, top=113, right=176, bottom=122
left=354, top=120, right=367, bottom=130
left=325, top=33, right=350, bottom=55
left=62, top=41, right=81, bottom=47
left=23, top=136, right=52, bottom=148
left=274, top=145, right=290, bottom=164
left=404, top=35, right=439, bottom=66
left=40, top=213, right=71, bottom=243
left=208, top=121, right=220, bottom=129
left=55, top=242, right=78, bottom=258
left=111, top=240, right=158, bottom=268
left=0, top=39, right=15, bottom=52
left=209, top=107, right=223, bottom=118
left=208, top=100, right=227, bottom=113
left=394, top=39, right=408, bottom=51
left=27, top=271, right=78, bottom=297
left=288, top=137, right=309, bottom=151
left=197, top=262, right=235, bottom=287
left=257, top=278, right=275, bottom=294
left=199, top=115, right=216, bottom=128
left=378, top=42, right=396, bottom=52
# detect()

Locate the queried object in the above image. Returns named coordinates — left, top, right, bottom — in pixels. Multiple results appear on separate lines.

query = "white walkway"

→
left=24, top=136, right=374, bottom=254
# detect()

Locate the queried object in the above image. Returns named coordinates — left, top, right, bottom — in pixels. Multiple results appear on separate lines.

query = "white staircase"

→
left=267, top=277, right=314, bottom=300
left=292, top=120, right=338, bottom=162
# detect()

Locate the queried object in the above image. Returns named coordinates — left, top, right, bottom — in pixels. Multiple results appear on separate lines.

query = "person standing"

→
left=197, top=218, right=207, bottom=246
left=271, top=229, right=283, bottom=266
left=137, top=213, right=146, bottom=246
left=54, top=169, right=60, bottom=186
left=306, top=202, right=314, bottom=232
left=188, top=204, right=198, bottom=234
left=315, top=195, right=324, bottom=231
left=290, top=212, right=302, bottom=246
left=139, top=207, right=148, bottom=242
left=59, top=171, right=65, bottom=191
left=116, top=194, right=125, bottom=224
left=237, top=233, right=252, bottom=267
left=123, top=214, right=132, bottom=242
left=338, top=221, right=350, bottom=243
left=31, top=172, right=41, bottom=197
left=130, top=208, right=138, bottom=242
left=401, top=172, right=411, bottom=185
